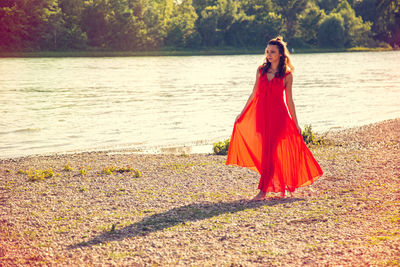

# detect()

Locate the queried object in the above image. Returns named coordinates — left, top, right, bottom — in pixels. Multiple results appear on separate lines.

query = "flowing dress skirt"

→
left=226, top=71, right=323, bottom=193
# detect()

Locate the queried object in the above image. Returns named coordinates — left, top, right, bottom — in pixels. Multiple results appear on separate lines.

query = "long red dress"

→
left=226, top=67, right=323, bottom=193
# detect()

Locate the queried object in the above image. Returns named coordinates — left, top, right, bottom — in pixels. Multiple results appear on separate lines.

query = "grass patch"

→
left=369, top=230, right=400, bottom=244
left=64, top=162, right=73, bottom=171
left=79, top=186, right=88, bottom=192
left=55, top=226, right=69, bottom=234
left=347, top=46, right=393, bottom=52
left=384, top=260, right=400, bottom=266
left=390, top=215, right=400, bottom=224
left=23, top=229, right=40, bottom=239
left=108, top=250, right=135, bottom=260
left=97, top=224, right=118, bottom=232
left=19, top=168, right=56, bottom=182
left=79, top=167, right=87, bottom=176
left=3, top=179, right=15, bottom=190
left=100, top=166, right=142, bottom=177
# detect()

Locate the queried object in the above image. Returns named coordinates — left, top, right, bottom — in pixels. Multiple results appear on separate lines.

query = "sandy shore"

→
left=1, top=119, right=399, bottom=266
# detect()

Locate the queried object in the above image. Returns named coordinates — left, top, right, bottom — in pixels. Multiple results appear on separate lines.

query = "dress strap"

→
left=258, top=65, right=264, bottom=74
left=283, top=71, right=291, bottom=78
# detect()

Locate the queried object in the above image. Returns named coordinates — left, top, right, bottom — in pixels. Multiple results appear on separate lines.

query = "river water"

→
left=1, top=51, right=399, bottom=158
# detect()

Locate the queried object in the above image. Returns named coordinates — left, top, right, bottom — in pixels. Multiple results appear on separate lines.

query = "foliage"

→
left=302, top=124, right=316, bottom=144
left=302, top=124, right=326, bottom=146
left=318, top=13, right=345, bottom=47
left=354, top=0, right=399, bottom=47
left=333, top=0, right=372, bottom=47
left=213, top=139, right=230, bottom=155
left=273, top=0, right=308, bottom=41
left=0, top=0, right=396, bottom=52
left=64, top=162, right=73, bottom=171
left=101, top=166, right=142, bottom=177
left=298, top=2, right=326, bottom=47
left=165, top=0, right=198, bottom=47
left=316, top=0, right=341, bottom=13
left=79, top=186, right=88, bottom=192
left=79, top=167, right=87, bottom=176
left=20, top=168, right=55, bottom=182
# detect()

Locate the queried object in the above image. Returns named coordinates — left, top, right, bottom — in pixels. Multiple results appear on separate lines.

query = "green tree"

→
left=1, top=0, right=395, bottom=52
left=245, top=12, right=283, bottom=46
left=316, top=0, right=340, bottom=13
left=196, top=0, right=252, bottom=46
left=0, top=0, right=63, bottom=51
left=318, top=13, right=345, bottom=47
left=142, top=0, right=167, bottom=50
left=160, top=0, right=174, bottom=26
left=375, top=0, right=400, bottom=46
left=239, top=0, right=275, bottom=17
left=298, top=2, right=326, bottom=47
left=353, top=0, right=376, bottom=23
left=59, top=0, right=85, bottom=25
left=233, top=0, right=282, bottom=46
left=40, top=3, right=65, bottom=50
left=192, top=0, right=218, bottom=15
left=273, top=0, right=308, bottom=41
left=80, top=1, right=109, bottom=48
left=56, top=0, right=87, bottom=50
left=0, top=4, right=28, bottom=51
left=165, top=0, right=198, bottom=47
left=106, top=0, right=143, bottom=50
left=333, top=0, right=372, bottom=47
left=196, top=5, right=220, bottom=46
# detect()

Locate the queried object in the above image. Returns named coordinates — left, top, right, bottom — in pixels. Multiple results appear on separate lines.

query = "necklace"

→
left=268, top=68, right=278, bottom=74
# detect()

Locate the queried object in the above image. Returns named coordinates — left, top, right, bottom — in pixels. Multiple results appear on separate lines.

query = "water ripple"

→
left=0, top=51, right=399, bottom=158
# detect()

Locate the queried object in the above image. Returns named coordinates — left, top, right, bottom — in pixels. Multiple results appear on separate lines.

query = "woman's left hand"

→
left=296, top=125, right=302, bottom=135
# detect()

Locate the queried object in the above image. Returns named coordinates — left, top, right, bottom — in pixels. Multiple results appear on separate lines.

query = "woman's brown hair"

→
left=260, top=36, right=294, bottom=78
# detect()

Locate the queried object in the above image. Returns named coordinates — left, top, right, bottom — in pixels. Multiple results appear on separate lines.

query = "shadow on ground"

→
left=69, top=197, right=304, bottom=249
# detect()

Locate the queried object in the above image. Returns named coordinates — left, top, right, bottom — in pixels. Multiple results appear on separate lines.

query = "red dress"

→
left=226, top=67, right=323, bottom=193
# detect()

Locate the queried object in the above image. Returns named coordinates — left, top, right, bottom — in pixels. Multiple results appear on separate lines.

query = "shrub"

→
left=101, top=166, right=141, bottom=178
left=213, top=139, right=230, bottom=155
left=302, top=124, right=316, bottom=144
left=79, top=186, right=88, bottom=192
left=79, top=167, right=87, bottom=176
left=302, top=124, right=326, bottom=146
left=101, top=166, right=116, bottom=175
left=26, top=169, right=55, bottom=182
left=64, top=162, right=73, bottom=172
left=132, top=169, right=142, bottom=178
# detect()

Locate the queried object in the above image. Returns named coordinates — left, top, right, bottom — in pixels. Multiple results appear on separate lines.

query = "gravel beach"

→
left=1, top=118, right=399, bottom=266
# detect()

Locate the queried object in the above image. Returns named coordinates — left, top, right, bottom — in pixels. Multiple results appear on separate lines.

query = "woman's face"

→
left=265, top=44, right=281, bottom=64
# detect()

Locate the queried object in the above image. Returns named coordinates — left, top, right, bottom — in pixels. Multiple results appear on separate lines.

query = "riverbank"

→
left=1, top=118, right=399, bottom=266
left=0, top=46, right=394, bottom=58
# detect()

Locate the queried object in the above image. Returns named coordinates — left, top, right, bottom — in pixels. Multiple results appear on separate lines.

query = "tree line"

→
left=0, top=0, right=399, bottom=52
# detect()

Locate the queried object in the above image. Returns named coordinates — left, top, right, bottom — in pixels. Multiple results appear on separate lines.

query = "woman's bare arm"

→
left=284, top=73, right=302, bottom=134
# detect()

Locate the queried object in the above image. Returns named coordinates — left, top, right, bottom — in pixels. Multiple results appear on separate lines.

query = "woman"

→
left=226, top=36, right=323, bottom=200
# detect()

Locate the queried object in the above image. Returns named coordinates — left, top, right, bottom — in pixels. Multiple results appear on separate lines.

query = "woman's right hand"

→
left=235, top=113, right=242, bottom=122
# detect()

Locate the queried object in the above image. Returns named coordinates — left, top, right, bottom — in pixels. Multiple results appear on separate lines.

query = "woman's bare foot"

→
left=251, top=190, right=266, bottom=201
